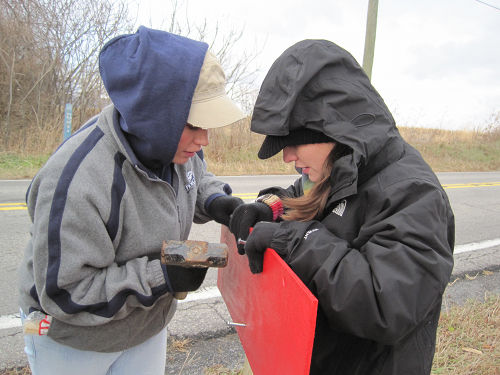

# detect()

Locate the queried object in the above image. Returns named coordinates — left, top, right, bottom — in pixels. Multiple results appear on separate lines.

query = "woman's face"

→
left=172, top=124, right=209, bottom=164
left=283, top=143, right=335, bottom=182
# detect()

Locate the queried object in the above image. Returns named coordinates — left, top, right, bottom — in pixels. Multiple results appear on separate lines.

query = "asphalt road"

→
left=1, top=172, right=499, bottom=371
left=1, top=172, right=500, bottom=317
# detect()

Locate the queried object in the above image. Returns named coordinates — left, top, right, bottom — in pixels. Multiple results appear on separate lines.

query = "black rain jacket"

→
left=251, top=40, right=455, bottom=375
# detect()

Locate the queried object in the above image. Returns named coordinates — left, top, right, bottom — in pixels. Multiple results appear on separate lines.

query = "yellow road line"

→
left=0, top=207, right=27, bottom=211
left=0, top=202, right=27, bottom=211
left=233, top=193, right=258, bottom=200
left=233, top=182, right=500, bottom=200
left=442, top=182, right=500, bottom=189
left=1, top=182, right=498, bottom=211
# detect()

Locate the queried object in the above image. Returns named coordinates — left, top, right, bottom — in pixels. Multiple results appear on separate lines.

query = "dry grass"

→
left=204, top=119, right=296, bottom=176
left=204, top=121, right=500, bottom=175
left=204, top=364, right=242, bottom=375
left=2, top=123, right=63, bottom=157
left=0, top=368, right=31, bottom=375
left=170, top=337, right=192, bottom=353
left=400, top=126, right=500, bottom=172
left=0, top=122, right=62, bottom=179
left=1, top=118, right=499, bottom=179
left=432, top=296, right=500, bottom=374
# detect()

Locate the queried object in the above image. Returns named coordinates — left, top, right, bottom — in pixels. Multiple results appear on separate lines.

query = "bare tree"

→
left=0, top=0, right=261, bottom=152
left=141, top=0, right=263, bottom=113
left=0, top=0, right=134, bottom=148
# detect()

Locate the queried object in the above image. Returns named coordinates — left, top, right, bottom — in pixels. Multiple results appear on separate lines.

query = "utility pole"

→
left=362, top=0, right=379, bottom=80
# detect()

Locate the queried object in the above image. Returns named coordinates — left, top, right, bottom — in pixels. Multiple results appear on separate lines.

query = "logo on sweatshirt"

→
left=185, top=171, right=196, bottom=192
left=332, top=199, right=347, bottom=217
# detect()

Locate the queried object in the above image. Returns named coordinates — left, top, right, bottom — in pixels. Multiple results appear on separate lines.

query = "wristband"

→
left=256, top=194, right=284, bottom=221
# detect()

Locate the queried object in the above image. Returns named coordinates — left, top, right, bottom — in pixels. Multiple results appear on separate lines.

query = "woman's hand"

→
left=206, top=195, right=244, bottom=226
left=229, top=203, right=273, bottom=254
left=241, top=222, right=280, bottom=273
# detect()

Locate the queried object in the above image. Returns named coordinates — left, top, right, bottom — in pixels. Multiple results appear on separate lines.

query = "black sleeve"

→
left=268, top=180, right=454, bottom=345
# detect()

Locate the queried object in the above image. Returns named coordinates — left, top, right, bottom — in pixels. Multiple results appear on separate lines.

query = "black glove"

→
left=206, top=195, right=244, bottom=227
left=147, top=253, right=208, bottom=292
left=229, top=203, right=273, bottom=254
left=243, top=222, right=280, bottom=274
left=164, top=266, right=208, bottom=292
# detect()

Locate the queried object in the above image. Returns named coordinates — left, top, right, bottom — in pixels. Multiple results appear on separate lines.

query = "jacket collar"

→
left=325, top=136, right=405, bottom=210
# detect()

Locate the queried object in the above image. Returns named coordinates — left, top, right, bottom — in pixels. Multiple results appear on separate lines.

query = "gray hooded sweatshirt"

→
left=18, top=27, right=230, bottom=352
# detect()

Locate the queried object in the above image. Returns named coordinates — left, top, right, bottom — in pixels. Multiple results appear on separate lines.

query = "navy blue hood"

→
left=99, top=26, right=208, bottom=169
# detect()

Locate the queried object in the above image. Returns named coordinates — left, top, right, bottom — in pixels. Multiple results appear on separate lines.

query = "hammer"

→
left=161, top=240, right=228, bottom=300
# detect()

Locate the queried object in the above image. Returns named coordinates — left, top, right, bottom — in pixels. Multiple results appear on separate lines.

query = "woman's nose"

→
left=195, top=129, right=209, bottom=146
left=283, top=146, right=297, bottom=163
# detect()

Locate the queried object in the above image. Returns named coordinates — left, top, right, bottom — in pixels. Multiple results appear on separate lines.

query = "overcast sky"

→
left=135, top=0, right=500, bottom=130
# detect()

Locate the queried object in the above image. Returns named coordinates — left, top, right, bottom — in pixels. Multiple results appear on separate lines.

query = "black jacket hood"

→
left=251, top=39, right=402, bottom=195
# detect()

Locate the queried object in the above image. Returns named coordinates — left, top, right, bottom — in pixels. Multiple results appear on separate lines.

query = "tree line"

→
left=0, top=0, right=258, bottom=153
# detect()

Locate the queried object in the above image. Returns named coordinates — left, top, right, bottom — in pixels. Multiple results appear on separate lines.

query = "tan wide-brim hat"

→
left=187, top=51, right=246, bottom=129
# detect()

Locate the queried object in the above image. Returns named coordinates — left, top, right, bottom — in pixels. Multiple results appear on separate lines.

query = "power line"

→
left=473, top=0, right=500, bottom=11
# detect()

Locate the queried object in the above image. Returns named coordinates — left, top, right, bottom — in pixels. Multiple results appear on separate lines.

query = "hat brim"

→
left=258, top=129, right=336, bottom=159
left=257, top=135, right=287, bottom=159
left=187, top=94, right=246, bottom=129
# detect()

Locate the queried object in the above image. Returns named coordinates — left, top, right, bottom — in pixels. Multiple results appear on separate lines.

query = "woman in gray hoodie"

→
left=18, top=26, right=244, bottom=374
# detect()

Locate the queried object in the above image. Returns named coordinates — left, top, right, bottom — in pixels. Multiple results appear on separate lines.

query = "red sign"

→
left=218, top=226, right=318, bottom=375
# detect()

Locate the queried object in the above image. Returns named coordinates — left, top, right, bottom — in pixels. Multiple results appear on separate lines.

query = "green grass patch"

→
left=0, top=153, right=49, bottom=179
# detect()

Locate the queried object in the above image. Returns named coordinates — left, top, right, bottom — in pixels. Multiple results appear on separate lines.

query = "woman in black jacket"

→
left=229, top=39, right=455, bottom=375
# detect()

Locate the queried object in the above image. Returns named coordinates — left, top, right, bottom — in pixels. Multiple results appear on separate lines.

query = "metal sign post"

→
left=63, top=103, right=73, bottom=140
left=362, top=0, right=379, bottom=80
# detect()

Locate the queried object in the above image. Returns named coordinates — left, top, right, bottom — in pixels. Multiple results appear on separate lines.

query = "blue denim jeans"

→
left=21, top=310, right=168, bottom=375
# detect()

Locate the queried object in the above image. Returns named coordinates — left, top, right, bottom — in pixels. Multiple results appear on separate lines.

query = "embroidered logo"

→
left=185, top=171, right=196, bottom=192
left=304, top=228, right=319, bottom=240
left=332, top=199, right=347, bottom=217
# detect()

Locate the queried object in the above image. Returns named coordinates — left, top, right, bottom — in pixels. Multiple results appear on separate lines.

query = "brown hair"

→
left=281, top=143, right=350, bottom=222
